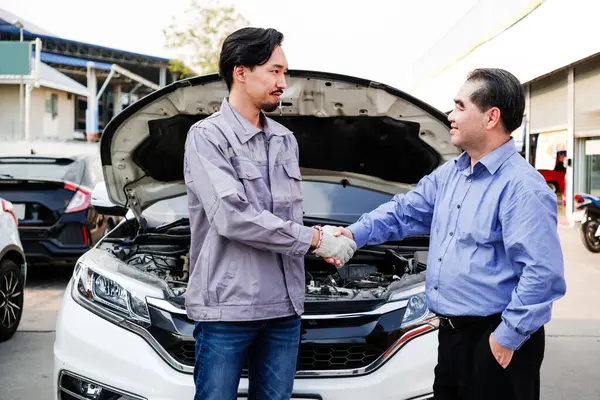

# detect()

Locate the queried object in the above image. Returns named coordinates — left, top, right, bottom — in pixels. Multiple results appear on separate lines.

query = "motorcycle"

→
left=573, top=193, right=600, bottom=253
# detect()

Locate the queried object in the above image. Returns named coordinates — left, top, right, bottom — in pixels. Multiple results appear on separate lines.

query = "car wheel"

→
left=581, top=218, right=600, bottom=253
left=0, top=259, right=24, bottom=342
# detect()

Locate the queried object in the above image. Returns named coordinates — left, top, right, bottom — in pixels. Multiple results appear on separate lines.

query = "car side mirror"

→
left=91, top=182, right=128, bottom=217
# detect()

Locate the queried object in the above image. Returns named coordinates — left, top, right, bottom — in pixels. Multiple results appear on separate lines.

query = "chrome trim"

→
left=145, top=296, right=409, bottom=319
left=294, top=319, right=438, bottom=378
left=406, top=394, right=434, bottom=400
left=147, top=296, right=186, bottom=314
left=301, top=300, right=409, bottom=319
left=58, top=370, right=147, bottom=400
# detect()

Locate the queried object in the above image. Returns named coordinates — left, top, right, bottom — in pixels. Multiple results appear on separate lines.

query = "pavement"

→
left=0, top=225, right=599, bottom=400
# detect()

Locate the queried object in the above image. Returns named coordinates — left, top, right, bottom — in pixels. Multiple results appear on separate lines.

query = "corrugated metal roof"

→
left=36, top=51, right=113, bottom=71
left=0, top=60, right=88, bottom=97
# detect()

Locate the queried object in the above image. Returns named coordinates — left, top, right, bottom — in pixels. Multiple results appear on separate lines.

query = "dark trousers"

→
left=433, top=314, right=545, bottom=400
left=193, top=315, right=301, bottom=400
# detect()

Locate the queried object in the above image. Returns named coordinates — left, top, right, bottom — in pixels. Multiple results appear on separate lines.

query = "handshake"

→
left=311, top=225, right=357, bottom=267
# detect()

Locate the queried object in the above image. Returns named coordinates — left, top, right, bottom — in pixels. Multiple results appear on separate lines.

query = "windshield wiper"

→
left=154, top=218, right=190, bottom=233
left=0, top=173, right=15, bottom=179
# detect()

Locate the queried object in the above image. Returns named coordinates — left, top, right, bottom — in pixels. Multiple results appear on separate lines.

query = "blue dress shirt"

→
left=348, top=139, right=566, bottom=350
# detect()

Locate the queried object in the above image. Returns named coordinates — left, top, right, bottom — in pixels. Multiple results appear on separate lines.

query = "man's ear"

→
left=485, top=107, right=502, bottom=131
left=233, top=65, right=246, bottom=85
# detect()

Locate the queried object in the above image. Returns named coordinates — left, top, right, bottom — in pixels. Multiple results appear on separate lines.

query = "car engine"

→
left=103, top=241, right=428, bottom=300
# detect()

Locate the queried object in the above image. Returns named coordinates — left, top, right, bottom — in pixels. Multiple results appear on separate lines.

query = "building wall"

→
left=0, top=84, right=75, bottom=141
left=574, top=57, right=600, bottom=138
left=413, top=0, right=600, bottom=112
left=0, top=85, right=21, bottom=140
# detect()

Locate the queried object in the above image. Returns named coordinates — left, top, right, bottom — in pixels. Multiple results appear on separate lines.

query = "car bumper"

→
left=54, top=281, right=437, bottom=400
left=20, top=229, right=90, bottom=265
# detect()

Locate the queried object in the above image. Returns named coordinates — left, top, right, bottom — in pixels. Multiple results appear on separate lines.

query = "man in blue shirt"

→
left=324, top=68, right=566, bottom=400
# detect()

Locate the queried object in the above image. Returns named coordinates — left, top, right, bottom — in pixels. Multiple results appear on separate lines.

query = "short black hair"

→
left=466, top=68, right=525, bottom=133
left=219, top=27, right=284, bottom=90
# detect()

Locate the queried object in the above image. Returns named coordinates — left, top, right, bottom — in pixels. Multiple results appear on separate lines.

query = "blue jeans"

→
left=193, top=315, right=301, bottom=400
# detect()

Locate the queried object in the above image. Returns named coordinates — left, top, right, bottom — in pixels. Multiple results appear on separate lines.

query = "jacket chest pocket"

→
left=231, top=157, right=267, bottom=209
left=282, top=160, right=303, bottom=222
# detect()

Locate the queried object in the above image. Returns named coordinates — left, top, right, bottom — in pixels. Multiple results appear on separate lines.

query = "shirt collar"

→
left=220, top=97, right=291, bottom=144
left=454, top=138, right=517, bottom=175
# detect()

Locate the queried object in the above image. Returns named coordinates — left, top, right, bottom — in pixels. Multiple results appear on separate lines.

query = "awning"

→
left=35, top=51, right=113, bottom=71
left=0, top=60, right=88, bottom=96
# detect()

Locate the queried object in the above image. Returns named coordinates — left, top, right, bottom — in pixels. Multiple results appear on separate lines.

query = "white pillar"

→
left=19, top=77, right=24, bottom=140
left=24, top=83, right=32, bottom=141
left=566, top=67, right=576, bottom=225
left=159, top=67, right=167, bottom=87
left=113, top=84, right=123, bottom=116
left=86, top=62, right=98, bottom=139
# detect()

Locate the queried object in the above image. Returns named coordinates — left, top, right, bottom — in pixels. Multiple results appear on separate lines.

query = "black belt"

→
left=437, top=313, right=501, bottom=330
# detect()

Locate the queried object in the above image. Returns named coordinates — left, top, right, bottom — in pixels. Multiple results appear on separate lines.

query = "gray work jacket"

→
left=183, top=98, right=314, bottom=321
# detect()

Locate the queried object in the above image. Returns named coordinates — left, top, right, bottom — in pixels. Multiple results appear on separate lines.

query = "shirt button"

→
left=457, top=205, right=461, bottom=209
left=449, top=232, right=454, bottom=236
left=467, top=178, right=472, bottom=183
left=434, top=285, right=439, bottom=290
left=246, top=172, right=251, bottom=177
left=438, top=257, right=442, bottom=262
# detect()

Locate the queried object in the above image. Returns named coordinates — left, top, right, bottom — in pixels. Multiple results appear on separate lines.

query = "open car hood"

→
left=100, top=70, right=460, bottom=217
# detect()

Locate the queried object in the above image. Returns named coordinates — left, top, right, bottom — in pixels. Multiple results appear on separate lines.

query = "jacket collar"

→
left=220, top=98, right=292, bottom=144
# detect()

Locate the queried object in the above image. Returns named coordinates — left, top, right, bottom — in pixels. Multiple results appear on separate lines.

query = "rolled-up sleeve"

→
left=348, top=167, right=441, bottom=248
left=184, top=125, right=314, bottom=257
left=494, top=189, right=567, bottom=350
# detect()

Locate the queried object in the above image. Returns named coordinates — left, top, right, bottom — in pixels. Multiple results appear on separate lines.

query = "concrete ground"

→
left=0, top=225, right=599, bottom=400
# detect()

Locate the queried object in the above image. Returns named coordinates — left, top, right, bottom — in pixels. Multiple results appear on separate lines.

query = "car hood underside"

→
left=99, top=70, right=458, bottom=216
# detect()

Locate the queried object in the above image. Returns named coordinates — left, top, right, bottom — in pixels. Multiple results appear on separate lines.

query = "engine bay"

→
left=101, top=240, right=428, bottom=300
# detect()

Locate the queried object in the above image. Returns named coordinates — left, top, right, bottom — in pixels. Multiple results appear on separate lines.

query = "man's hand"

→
left=320, top=226, right=354, bottom=266
left=489, top=333, right=514, bottom=369
left=313, top=226, right=357, bottom=266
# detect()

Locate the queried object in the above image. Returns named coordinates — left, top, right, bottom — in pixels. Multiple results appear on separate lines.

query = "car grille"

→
left=166, top=341, right=383, bottom=371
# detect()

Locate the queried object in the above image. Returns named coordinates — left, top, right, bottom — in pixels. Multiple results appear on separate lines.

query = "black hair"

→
left=219, top=27, right=284, bottom=90
left=466, top=68, right=525, bottom=133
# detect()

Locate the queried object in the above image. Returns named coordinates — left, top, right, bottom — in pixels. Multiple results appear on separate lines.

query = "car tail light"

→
left=82, top=225, right=90, bottom=246
left=65, top=183, right=92, bottom=213
left=1, top=199, right=18, bottom=227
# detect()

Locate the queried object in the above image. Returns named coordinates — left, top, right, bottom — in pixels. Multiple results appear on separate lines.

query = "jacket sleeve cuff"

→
left=292, top=225, right=315, bottom=257
left=493, top=320, right=530, bottom=351
left=348, top=222, right=369, bottom=249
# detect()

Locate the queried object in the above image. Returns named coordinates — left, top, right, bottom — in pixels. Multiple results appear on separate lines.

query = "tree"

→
left=163, top=0, right=249, bottom=79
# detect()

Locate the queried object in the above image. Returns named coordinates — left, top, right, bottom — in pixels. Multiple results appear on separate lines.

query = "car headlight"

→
left=388, top=284, right=435, bottom=329
left=72, top=262, right=151, bottom=327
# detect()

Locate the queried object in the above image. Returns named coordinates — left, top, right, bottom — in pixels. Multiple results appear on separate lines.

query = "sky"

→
left=0, top=0, right=479, bottom=92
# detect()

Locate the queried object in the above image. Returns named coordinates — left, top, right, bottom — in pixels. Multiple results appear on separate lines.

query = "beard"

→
left=260, top=101, right=280, bottom=113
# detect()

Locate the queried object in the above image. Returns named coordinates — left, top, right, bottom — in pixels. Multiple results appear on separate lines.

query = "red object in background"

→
left=538, top=169, right=566, bottom=194
left=537, top=151, right=567, bottom=202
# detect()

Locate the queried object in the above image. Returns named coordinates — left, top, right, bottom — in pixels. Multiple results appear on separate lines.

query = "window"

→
left=585, top=138, right=600, bottom=196
left=45, top=93, right=59, bottom=119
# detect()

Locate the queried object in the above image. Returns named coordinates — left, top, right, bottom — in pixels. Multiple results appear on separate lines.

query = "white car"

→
left=0, top=197, right=27, bottom=342
left=53, top=71, right=461, bottom=400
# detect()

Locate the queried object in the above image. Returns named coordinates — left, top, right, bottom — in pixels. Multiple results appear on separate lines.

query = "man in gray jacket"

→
left=183, top=27, right=357, bottom=400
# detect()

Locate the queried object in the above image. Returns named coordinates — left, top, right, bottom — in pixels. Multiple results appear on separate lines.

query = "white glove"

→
left=313, top=225, right=357, bottom=266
